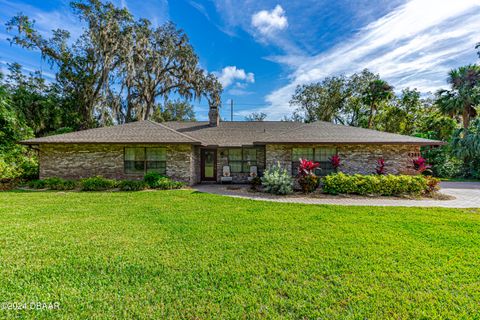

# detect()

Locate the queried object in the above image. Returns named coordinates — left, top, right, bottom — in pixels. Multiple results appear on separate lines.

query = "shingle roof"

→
left=21, top=120, right=445, bottom=146
left=255, top=121, right=444, bottom=145
left=21, top=120, right=200, bottom=144
left=163, top=121, right=303, bottom=147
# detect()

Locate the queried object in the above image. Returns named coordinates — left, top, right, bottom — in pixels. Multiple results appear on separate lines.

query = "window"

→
left=228, top=148, right=257, bottom=173
left=292, top=148, right=314, bottom=162
left=146, top=148, right=166, bottom=174
left=124, top=147, right=166, bottom=175
left=125, top=147, right=145, bottom=174
left=291, top=147, right=336, bottom=176
left=314, top=147, right=336, bottom=176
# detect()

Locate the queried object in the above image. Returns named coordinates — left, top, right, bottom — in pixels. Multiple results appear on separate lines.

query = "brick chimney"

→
left=208, top=105, right=219, bottom=127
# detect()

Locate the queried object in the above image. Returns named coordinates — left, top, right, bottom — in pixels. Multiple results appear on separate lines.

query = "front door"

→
left=201, top=149, right=217, bottom=181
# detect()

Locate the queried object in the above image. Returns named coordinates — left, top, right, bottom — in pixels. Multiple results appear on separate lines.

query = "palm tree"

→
left=361, top=79, right=394, bottom=129
left=437, top=65, right=480, bottom=129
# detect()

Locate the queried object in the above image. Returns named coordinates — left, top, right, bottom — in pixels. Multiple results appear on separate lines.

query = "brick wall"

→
left=265, top=144, right=420, bottom=176
left=39, top=143, right=196, bottom=184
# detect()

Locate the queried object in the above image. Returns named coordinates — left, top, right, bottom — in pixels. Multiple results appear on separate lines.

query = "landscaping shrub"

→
left=0, top=178, right=21, bottom=191
left=28, top=179, right=47, bottom=189
left=298, top=175, right=319, bottom=193
left=118, top=180, right=147, bottom=191
left=413, top=156, right=432, bottom=174
left=323, top=172, right=429, bottom=196
left=144, top=172, right=162, bottom=187
left=261, top=163, right=293, bottom=195
left=44, top=177, right=77, bottom=190
left=424, top=176, right=441, bottom=194
left=376, top=157, right=386, bottom=175
left=28, top=178, right=77, bottom=190
left=143, top=173, right=184, bottom=190
left=422, top=146, right=462, bottom=178
left=250, top=176, right=262, bottom=191
left=80, top=176, right=117, bottom=191
left=297, top=158, right=320, bottom=193
left=330, top=154, right=341, bottom=171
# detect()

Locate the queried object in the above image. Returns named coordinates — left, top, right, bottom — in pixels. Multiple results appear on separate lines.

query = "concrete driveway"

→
left=194, top=181, right=480, bottom=208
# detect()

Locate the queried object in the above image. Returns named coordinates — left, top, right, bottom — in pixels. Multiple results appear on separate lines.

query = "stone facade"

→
left=337, top=144, right=420, bottom=175
left=191, top=146, right=201, bottom=184
left=39, top=143, right=196, bottom=185
left=38, top=143, right=421, bottom=186
left=265, top=144, right=420, bottom=176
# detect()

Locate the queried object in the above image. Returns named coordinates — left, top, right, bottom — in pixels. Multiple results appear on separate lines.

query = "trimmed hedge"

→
left=80, top=176, right=117, bottom=191
left=323, top=173, right=437, bottom=196
left=44, top=177, right=77, bottom=190
left=143, top=173, right=184, bottom=190
left=28, top=178, right=77, bottom=190
left=118, top=180, right=147, bottom=191
left=28, top=179, right=47, bottom=189
left=25, top=175, right=184, bottom=192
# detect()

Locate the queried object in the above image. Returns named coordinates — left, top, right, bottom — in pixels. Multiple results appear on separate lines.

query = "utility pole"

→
left=230, top=99, right=233, bottom=121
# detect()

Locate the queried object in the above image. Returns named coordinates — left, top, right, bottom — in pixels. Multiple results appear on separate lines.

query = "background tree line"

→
left=287, top=46, right=480, bottom=179
left=0, top=0, right=221, bottom=180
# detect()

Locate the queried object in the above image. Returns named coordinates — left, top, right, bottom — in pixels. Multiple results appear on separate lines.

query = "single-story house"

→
left=21, top=106, right=444, bottom=185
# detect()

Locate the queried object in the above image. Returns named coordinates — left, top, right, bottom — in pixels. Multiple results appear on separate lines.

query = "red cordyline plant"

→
left=330, top=154, right=341, bottom=170
left=413, top=156, right=432, bottom=174
left=376, top=157, right=386, bottom=175
left=298, top=158, right=320, bottom=177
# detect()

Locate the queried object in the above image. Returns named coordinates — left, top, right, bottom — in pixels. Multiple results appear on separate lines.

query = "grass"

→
left=0, top=190, right=480, bottom=319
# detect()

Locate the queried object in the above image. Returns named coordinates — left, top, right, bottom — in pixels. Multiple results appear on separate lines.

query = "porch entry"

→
left=200, top=149, right=217, bottom=181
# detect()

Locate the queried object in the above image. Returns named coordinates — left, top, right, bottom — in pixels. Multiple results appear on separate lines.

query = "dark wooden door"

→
left=201, top=149, right=217, bottom=181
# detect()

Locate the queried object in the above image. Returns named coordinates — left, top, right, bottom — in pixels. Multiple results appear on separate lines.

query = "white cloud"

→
left=227, top=88, right=253, bottom=96
left=262, top=0, right=480, bottom=119
left=251, top=5, right=288, bottom=35
left=217, top=66, right=255, bottom=88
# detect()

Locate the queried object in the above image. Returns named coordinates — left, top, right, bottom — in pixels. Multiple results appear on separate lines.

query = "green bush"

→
left=298, top=175, right=319, bottom=193
left=422, top=146, right=462, bottom=178
left=261, top=163, right=293, bottom=195
left=28, top=178, right=77, bottom=190
left=118, top=180, right=147, bottom=191
left=0, top=149, right=38, bottom=180
left=143, top=173, right=184, bottom=190
left=323, top=173, right=429, bottom=196
left=28, top=179, right=47, bottom=189
left=144, top=172, right=163, bottom=187
left=44, top=177, right=77, bottom=190
left=80, top=176, right=117, bottom=191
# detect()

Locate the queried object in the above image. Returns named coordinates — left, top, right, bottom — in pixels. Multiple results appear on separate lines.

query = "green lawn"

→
left=0, top=190, right=479, bottom=319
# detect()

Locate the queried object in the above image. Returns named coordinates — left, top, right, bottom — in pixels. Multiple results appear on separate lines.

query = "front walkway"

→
left=194, top=182, right=480, bottom=208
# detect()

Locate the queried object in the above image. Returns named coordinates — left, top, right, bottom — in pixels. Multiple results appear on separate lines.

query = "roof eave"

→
left=19, top=141, right=202, bottom=145
left=253, top=141, right=446, bottom=146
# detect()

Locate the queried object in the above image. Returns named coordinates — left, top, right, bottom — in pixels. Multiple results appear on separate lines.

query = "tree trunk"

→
left=367, top=104, right=374, bottom=129
left=462, top=106, right=470, bottom=129
left=80, top=102, right=94, bottom=129
left=144, top=98, right=155, bottom=120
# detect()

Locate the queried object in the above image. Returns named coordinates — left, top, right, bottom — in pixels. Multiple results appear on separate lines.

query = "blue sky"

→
left=0, top=0, right=479, bottom=120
